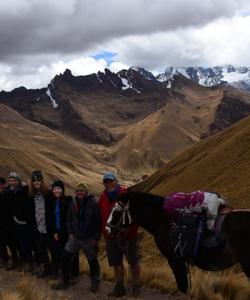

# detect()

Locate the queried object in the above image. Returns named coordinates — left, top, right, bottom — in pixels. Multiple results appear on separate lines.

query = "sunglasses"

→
left=32, top=178, right=42, bottom=182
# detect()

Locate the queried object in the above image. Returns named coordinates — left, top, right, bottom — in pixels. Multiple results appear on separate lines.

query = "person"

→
left=99, top=172, right=140, bottom=298
left=0, top=177, right=19, bottom=270
left=48, top=180, right=79, bottom=280
left=52, top=182, right=101, bottom=292
left=28, top=170, right=51, bottom=277
left=8, top=172, right=33, bottom=272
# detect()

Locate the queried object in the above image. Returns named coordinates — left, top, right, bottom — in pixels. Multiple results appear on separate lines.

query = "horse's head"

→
left=105, top=192, right=133, bottom=235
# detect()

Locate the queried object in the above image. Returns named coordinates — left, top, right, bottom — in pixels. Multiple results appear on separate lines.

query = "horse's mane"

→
left=124, top=190, right=165, bottom=209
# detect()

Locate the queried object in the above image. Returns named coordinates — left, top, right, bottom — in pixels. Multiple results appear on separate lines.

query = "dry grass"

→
left=136, top=114, right=250, bottom=207
left=0, top=276, right=69, bottom=300
left=0, top=292, right=20, bottom=300
left=78, top=234, right=250, bottom=300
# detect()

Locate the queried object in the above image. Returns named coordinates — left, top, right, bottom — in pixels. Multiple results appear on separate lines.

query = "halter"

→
left=106, top=201, right=133, bottom=232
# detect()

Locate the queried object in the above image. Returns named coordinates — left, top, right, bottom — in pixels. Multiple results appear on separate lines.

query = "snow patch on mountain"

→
left=118, top=74, right=141, bottom=93
left=45, top=88, right=58, bottom=108
left=157, top=65, right=250, bottom=89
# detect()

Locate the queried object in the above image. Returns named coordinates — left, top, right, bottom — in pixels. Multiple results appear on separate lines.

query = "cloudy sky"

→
left=1, top=0, right=250, bottom=91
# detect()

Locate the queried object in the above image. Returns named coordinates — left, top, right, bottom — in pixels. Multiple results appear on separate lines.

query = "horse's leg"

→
left=171, top=259, right=189, bottom=294
left=155, top=234, right=189, bottom=295
left=224, top=212, right=250, bottom=278
left=229, top=237, right=250, bottom=278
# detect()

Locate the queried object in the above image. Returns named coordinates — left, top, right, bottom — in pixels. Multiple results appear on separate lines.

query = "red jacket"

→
left=98, top=185, right=138, bottom=240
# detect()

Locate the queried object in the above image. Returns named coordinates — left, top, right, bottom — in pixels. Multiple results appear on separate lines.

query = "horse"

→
left=105, top=190, right=250, bottom=295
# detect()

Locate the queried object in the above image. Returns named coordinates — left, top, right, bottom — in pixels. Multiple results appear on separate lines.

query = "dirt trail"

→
left=0, top=269, right=185, bottom=300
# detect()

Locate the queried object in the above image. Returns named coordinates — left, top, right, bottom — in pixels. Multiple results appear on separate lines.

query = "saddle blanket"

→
left=163, top=191, right=225, bottom=220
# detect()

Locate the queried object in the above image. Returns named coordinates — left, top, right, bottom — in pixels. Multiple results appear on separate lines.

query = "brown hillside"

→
left=136, top=114, right=250, bottom=207
left=1, top=71, right=250, bottom=174
left=0, top=104, right=111, bottom=193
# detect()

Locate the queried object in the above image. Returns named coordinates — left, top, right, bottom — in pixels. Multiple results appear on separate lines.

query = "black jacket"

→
left=7, top=184, right=30, bottom=224
left=28, top=191, right=53, bottom=234
left=0, top=189, right=14, bottom=230
left=50, top=195, right=72, bottom=240
left=67, top=195, right=101, bottom=241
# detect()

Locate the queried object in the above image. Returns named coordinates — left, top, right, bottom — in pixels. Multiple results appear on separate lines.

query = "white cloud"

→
left=105, top=15, right=250, bottom=71
left=1, top=1, right=250, bottom=90
left=0, top=56, right=110, bottom=91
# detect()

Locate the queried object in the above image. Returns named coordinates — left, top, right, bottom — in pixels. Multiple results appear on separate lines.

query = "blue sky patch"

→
left=92, top=51, right=117, bottom=65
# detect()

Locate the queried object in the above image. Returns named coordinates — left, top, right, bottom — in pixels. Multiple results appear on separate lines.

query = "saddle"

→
left=169, top=205, right=233, bottom=263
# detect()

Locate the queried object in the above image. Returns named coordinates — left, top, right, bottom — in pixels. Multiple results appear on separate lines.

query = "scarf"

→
left=107, top=184, right=120, bottom=201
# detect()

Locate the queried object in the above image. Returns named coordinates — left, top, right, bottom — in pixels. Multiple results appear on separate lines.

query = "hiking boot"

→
left=69, top=276, right=79, bottom=285
left=108, top=282, right=126, bottom=297
left=130, top=284, right=140, bottom=298
left=5, top=259, right=18, bottom=271
left=90, top=282, right=99, bottom=293
left=51, top=279, right=68, bottom=290
left=37, top=264, right=50, bottom=278
left=0, top=258, right=7, bottom=269
left=23, top=263, right=33, bottom=273
left=32, top=263, right=41, bottom=276
left=49, top=271, right=59, bottom=280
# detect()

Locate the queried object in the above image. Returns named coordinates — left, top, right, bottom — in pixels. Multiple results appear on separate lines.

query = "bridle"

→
left=106, top=200, right=133, bottom=233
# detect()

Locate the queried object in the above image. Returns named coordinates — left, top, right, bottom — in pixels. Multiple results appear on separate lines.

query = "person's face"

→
left=0, top=183, right=6, bottom=192
left=8, top=178, right=18, bottom=189
left=52, top=187, right=63, bottom=198
left=75, top=190, right=87, bottom=200
left=32, top=179, right=41, bottom=190
left=103, top=179, right=118, bottom=192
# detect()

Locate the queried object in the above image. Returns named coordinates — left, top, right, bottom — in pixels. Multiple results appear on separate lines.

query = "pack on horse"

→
left=106, top=190, right=250, bottom=295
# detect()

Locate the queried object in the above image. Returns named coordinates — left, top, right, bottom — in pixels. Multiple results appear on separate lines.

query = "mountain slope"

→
left=0, top=104, right=109, bottom=193
left=1, top=68, right=250, bottom=174
left=136, top=114, right=250, bottom=207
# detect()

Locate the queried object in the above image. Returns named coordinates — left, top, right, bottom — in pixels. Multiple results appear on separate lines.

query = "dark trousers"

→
left=48, top=237, right=79, bottom=277
left=0, top=240, right=8, bottom=261
left=33, top=231, right=50, bottom=267
left=16, top=223, right=33, bottom=264
left=61, top=250, right=99, bottom=285
left=0, top=226, right=19, bottom=261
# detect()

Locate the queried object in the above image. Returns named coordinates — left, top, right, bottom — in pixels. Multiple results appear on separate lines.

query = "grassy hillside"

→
left=0, top=104, right=109, bottom=193
left=136, top=114, right=250, bottom=208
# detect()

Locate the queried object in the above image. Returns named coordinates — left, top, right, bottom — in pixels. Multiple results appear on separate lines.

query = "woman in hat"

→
left=29, top=170, right=51, bottom=277
left=48, top=180, right=79, bottom=279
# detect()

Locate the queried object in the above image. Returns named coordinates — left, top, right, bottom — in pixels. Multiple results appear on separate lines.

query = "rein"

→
left=106, top=201, right=133, bottom=252
left=106, top=201, right=132, bottom=231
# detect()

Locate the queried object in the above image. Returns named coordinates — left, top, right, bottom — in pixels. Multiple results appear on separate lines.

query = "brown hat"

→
left=75, top=182, right=88, bottom=193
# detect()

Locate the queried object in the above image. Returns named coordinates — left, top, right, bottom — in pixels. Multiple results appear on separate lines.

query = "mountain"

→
left=136, top=113, right=250, bottom=207
left=157, top=65, right=250, bottom=90
left=1, top=67, right=250, bottom=174
left=0, top=103, right=110, bottom=193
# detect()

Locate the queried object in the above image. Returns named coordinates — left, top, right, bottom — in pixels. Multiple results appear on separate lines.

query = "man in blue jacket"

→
left=52, top=182, right=101, bottom=292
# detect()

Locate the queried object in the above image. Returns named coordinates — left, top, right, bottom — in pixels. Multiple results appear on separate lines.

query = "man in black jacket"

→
left=0, top=177, right=18, bottom=270
left=52, top=182, right=101, bottom=292
left=8, top=172, right=32, bottom=272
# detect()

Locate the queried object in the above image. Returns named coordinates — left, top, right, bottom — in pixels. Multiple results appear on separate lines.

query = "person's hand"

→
left=54, top=233, right=60, bottom=241
left=69, top=233, right=75, bottom=240
left=21, top=181, right=27, bottom=187
left=89, top=239, right=98, bottom=247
